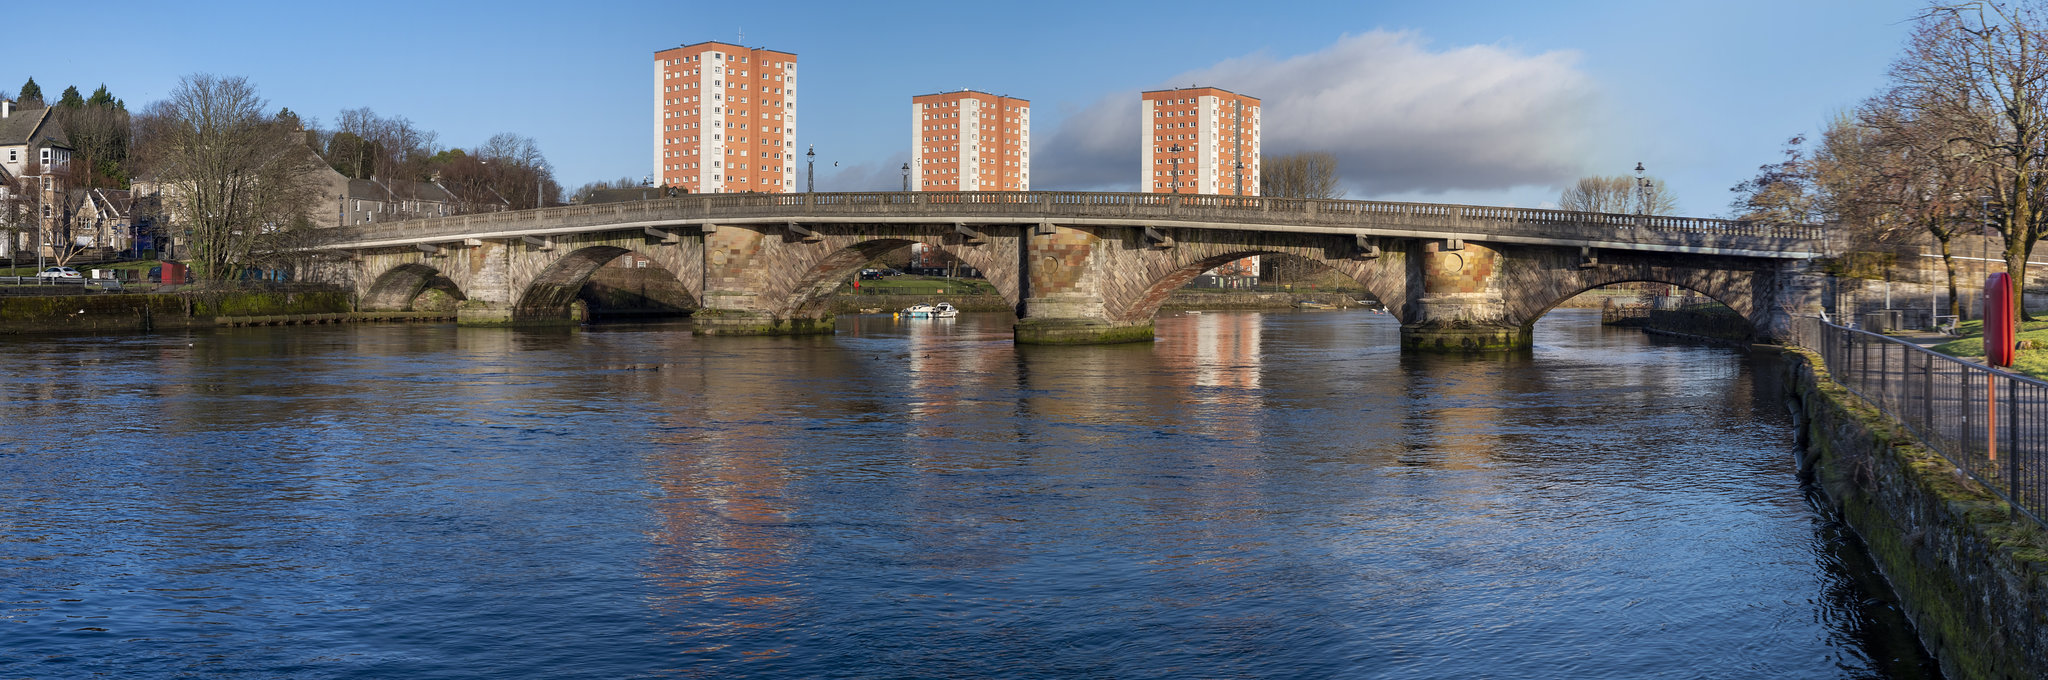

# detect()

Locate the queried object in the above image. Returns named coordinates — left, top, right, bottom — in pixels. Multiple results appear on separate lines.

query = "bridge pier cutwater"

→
left=317, top=192, right=1824, bottom=351
left=1013, top=223, right=1156, bottom=345
left=692, top=221, right=835, bottom=336
left=1399, top=240, right=1530, bottom=352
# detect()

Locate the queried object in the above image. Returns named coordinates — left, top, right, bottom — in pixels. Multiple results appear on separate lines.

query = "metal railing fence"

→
left=1793, top=317, right=2047, bottom=528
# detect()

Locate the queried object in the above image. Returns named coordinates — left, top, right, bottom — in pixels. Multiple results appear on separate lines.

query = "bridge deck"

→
left=320, top=191, right=1822, bottom=259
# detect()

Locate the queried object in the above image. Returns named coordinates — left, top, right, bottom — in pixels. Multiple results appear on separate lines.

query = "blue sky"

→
left=11, top=0, right=1922, bottom=216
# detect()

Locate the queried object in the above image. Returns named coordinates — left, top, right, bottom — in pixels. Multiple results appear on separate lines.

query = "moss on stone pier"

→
left=691, top=309, right=836, bottom=336
left=1398, top=324, right=1532, bottom=353
left=1013, top=319, right=1154, bottom=345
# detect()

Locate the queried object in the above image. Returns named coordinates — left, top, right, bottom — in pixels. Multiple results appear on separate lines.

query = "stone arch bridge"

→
left=306, top=191, right=1824, bottom=351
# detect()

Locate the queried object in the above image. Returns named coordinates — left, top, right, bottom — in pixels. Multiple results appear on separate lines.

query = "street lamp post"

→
left=806, top=145, right=816, bottom=194
left=1981, top=196, right=1993, bottom=267
left=1234, top=161, right=1244, bottom=196
left=1168, top=144, right=1184, bottom=194
left=902, top=162, right=910, bottom=192
left=1633, top=162, right=1650, bottom=216
left=1974, top=193, right=1990, bottom=288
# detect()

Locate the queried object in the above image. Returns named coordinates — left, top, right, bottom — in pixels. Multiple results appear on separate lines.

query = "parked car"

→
left=37, top=267, right=81, bottom=279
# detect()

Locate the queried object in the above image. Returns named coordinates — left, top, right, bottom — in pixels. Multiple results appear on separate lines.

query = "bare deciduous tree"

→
left=55, top=86, right=130, bottom=190
left=134, top=74, right=325, bottom=283
left=1887, top=2, right=2048, bottom=320
left=474, top=132, right=559, bottom=209
left=571, top=176, right=648, bottom=203
left=1260, top=152, right=1344, bottom=199
left=1854, top=94, right=1986, bottom=320
left=1561, top=175, right=1678, bottom=215
left=305, top=106, right=561, bottom=214
left=1729, top=135, right=1820, bottom=224
left=323, top=107, right=445, bottom=182
left=0, top=161, right=46, bottom=265
left=1250, top=152, right=1344, bottom=287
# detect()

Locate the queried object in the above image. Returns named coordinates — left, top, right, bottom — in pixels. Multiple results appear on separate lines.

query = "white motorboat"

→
left=900, top=302, right=959, bottom=318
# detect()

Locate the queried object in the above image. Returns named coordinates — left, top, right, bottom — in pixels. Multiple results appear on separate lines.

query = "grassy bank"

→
left=1928, top=319, right=2048, bottom=379
left=837, top=276, right=999, bottom=297
left=0, top=259, right=162, bottom=277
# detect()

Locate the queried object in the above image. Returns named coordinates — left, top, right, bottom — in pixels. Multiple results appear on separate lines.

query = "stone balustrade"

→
left=321, top=191, right=1821, bottom=259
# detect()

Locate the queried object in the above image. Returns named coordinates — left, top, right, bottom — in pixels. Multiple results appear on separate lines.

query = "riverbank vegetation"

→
left=5, top=72, right=565, bottom=284
left=836, top=276, right=999, bottom=297
left=1729, top=4, right=2048, bottom=322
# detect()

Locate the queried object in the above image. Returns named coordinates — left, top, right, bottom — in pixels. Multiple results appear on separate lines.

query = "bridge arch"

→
left=748, top=231, right=1022, bottom=319
left=1099, top=231, right=1409, bottom=325
left=1502, top=254, right=1780, bottom=340
left=515, top=245, right=701, bottom=321
left=361, top=262, right=466, bottom=312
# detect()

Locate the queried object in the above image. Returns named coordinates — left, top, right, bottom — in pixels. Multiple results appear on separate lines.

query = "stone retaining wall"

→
left=1786, top=350, right=2048, bottom=680
left=1645, top=305, right=1754, bottom=343
left=0, top=291, right=353, bottom=336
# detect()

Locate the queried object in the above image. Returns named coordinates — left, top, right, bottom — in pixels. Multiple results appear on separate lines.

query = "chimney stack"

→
left=0, top=99, right=12, bottom=119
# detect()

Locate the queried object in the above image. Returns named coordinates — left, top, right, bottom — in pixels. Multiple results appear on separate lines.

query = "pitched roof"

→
left=346, top=178, right=391, bottom=202
left=0, top=107, right=70, bottom=148
left=343, top=177, right=458, bottom=204
left=582, top=187, right=683, bottom=204
left=87, top=188, right=133, bottom=217
left=384, top=178, right=455, bottom=204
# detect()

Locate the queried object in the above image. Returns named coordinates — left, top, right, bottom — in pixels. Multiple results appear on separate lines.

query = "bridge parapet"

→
left=321, top=191, right=1821, bottom=258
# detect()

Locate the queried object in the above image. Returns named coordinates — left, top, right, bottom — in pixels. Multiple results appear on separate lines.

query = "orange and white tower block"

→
left=1141, top=87, right=1259, bottom=195
left=910, top=90, right=1030, bottom=191
left=653, top=41, right=799, bottom=193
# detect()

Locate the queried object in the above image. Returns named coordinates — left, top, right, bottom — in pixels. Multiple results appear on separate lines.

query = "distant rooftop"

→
left=912, top=89, right=1028, bottom=102
left=656, top=40, right=797, bottom=57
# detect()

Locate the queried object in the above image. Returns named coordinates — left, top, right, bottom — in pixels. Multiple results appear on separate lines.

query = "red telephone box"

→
left=1985, top=273, right=2015, bottom=367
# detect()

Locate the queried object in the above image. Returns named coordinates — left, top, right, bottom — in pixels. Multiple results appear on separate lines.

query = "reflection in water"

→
left=1158, top=311, right=1263, bottom=393
left=0, top=310, right=1941, bottom=678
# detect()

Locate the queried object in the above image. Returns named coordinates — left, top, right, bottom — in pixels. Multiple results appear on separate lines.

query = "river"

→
left=0, top=308, right=1940, bottom=678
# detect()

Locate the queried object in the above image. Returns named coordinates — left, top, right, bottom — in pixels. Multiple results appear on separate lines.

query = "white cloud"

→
left=1035, top=31, right=1602, bottom=196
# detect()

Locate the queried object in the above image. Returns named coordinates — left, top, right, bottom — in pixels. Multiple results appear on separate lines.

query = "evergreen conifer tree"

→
left=17, top=77, right=43, bottom=107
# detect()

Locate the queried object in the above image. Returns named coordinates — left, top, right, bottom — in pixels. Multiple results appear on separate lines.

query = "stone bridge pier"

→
left=1400, top=240, right=1523, bottom=351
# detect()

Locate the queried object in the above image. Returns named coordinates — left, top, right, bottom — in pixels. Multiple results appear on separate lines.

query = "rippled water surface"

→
left=0, top=309, right=1939, bottom=678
